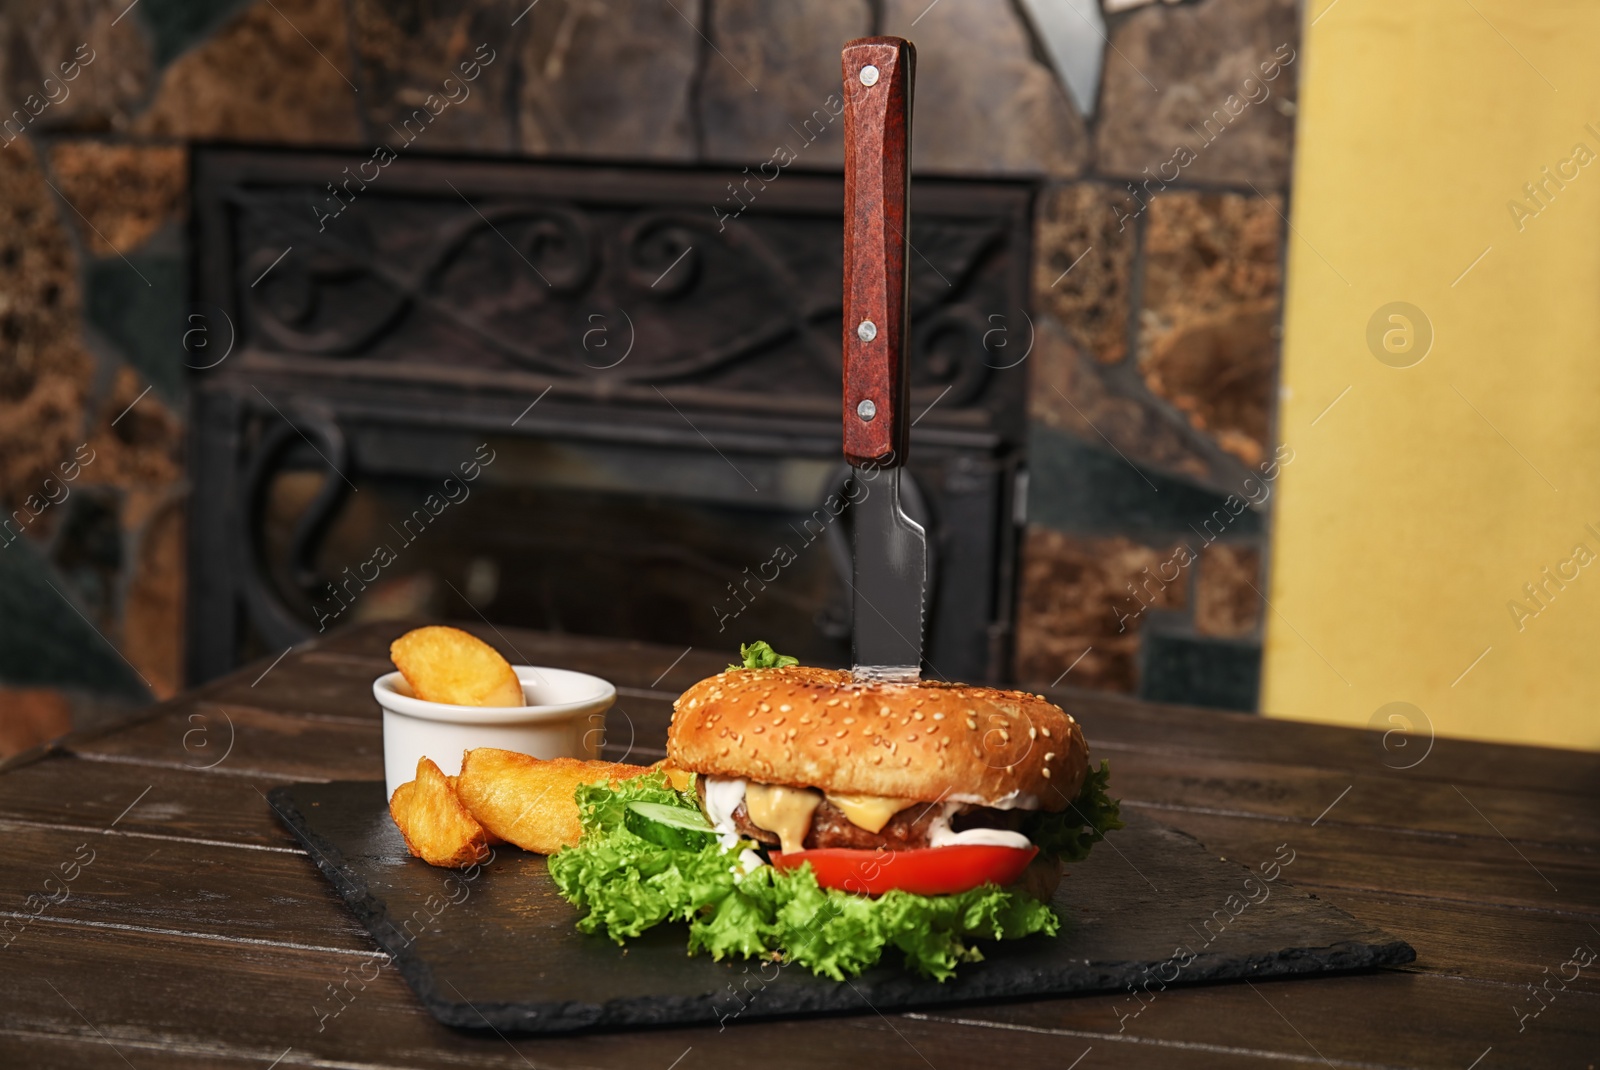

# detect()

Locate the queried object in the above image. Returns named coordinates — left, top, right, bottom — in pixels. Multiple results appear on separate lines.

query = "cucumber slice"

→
left=625, top=801, right=718, bottom=849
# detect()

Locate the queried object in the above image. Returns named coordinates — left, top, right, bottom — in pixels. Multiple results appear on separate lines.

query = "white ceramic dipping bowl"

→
left=375, top=665, right=616, bottom=798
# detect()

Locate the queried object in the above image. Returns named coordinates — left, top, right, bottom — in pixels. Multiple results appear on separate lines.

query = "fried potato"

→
left=649, top=759, right=696, bottom=792
left=447, top=774, right=501, bottom=844
left=389, top=757, right=491, bottom=868
left=390, top=625, right=524, bottom=707
left=456, top=747, right=649, bottom=854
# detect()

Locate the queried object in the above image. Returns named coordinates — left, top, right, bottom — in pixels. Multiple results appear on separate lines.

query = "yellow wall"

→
left=1266, top=1, right=1600, bottom=750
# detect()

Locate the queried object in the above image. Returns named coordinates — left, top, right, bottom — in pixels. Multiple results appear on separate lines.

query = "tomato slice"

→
left=770, top=844, right=1038, bottom=896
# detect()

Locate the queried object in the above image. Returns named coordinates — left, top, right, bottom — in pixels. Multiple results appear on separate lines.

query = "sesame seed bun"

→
left=665, top=666, right=1089, bottom=810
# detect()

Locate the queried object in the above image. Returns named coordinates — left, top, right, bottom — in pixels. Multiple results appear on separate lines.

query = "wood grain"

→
left=0, top=819, right=371, bottom=952
left=2, top=620, right=1596, bottom=1067
left=1063, top=691, right=1600, bottom=798
left=841, top=36, right=915, bottom=467
left=5, top=914, right=1593, bottom=1070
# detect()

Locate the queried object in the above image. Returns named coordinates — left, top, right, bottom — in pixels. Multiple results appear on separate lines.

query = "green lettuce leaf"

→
left=547, top=773, right=1060, bottom=980
left=1022, top=759, right=1125, bottom=862
left=547, top=774, right=733, bottom=939
left=729, top=641, right=800, bottom=670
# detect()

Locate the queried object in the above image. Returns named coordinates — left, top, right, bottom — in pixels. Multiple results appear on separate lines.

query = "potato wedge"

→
left=447, top=774, right=501, bottom=844
left=456, top=747, right=649, bottom=854
left=389, top=757, right=491, bottom=868
left=390, top=625, right=523, bottom=707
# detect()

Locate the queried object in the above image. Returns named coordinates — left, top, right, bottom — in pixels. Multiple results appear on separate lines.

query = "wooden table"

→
left=3, top=621, right=1596, bottom=1068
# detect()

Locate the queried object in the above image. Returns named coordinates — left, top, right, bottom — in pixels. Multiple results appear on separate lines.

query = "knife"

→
left=841, top=36, right=927, bottom=685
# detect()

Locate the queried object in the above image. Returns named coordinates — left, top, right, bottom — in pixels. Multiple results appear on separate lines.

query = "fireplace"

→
left=186, top=147, right=1035, bottom=685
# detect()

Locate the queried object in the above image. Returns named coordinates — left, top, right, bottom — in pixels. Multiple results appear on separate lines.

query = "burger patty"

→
left=698, top=779, right=1025, bottom=851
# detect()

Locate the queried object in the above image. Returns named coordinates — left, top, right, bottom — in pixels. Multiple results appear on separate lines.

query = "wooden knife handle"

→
left=841, top=36, right=915, bottom=468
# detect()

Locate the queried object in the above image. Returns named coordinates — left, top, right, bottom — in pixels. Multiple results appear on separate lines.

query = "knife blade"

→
left=841, top=36, right=926, bottom=684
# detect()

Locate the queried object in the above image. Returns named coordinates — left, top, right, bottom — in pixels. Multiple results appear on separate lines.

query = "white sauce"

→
left=702, top=777, right=771, bottom=875
left=946, top=790, right=1040, bottom=811
left=702, top=778, right=769, bottom=877
left=926, top=803, right=1033, bottom=850
left=701, top=776, right=748, bottom=850
left=734, top=848, right=766, bottom=881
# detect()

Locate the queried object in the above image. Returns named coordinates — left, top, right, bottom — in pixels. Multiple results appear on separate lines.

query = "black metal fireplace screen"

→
left=186, top=146, right=1035, bottom=685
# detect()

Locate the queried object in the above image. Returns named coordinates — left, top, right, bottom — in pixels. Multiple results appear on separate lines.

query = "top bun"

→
left=666, top=666, right=1089, bottom=810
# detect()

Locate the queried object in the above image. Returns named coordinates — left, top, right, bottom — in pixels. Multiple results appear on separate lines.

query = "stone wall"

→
left=0, top=0, right=1298, bottom=748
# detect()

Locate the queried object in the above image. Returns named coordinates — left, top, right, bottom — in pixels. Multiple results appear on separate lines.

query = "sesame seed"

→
left=816, top=738, right=829, bottom=746
left=1041, top=727, right=1052, bottom=738
left=932, top=712, right=944, bottom=720
left=835, top=729, right=846, bottom=738
left=773, top=716, right=785, bottom=725
left=843, top=717, right=855, bottom=725
left=688, top=699, right=699, bottom=708
left=1044, top=752, right=1056, bottom=761
left=1043, top=768, right=1052, bottom=778
left=902, top=755, right=912, bottom=766
left=880, top=706, right=892, bottom=716
left=754, top=725, right=765, bottom=734
left=966, top=719, right=978, bottom=730
left=760, top=703, right=771, bottom=712
left=800, top=716, right=811, bottom=724
left=913, top=711, right=924, bottom=721
left=873, top=755, right=883, bottom=764
left=1005, top=765, right=1014, bottom=774
left=907, top=733, right=918, bottom=741
left=826, top=699, right=841, bottom=707
left=780, top=704, right=792, bottom=712
left=1028, top=727, right=1037, bottom=739
left=999, top=731, right=1010, bottom=743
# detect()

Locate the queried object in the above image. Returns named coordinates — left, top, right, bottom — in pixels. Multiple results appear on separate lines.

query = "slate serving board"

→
left=269, top=781, right=1414, bottom=1034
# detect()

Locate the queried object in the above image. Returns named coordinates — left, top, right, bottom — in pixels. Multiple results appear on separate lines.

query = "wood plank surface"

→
left=1092, top=748, right=1600, bottom=850
left=2, top=620, right=1595, bottom=1068
left=0, top=819, right=371, bottom=953
left=0, top=756, right=304, bottom=847
left=1144, top=811, right=1599, bottom=923
left=8, top=917, right=1595, bottom=1070
left=1062, top=691, right=1600, bottom=799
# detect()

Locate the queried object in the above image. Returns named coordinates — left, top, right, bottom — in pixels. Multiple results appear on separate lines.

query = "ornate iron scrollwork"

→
left=233, top=404, right=352, bottom=647
left=235, top=187, right=1009, bottom=402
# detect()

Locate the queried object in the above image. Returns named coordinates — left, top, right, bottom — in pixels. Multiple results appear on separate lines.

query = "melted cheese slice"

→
left=744, top=783, right=822, bottom=854
left=825, top=792, right=917, bottom=834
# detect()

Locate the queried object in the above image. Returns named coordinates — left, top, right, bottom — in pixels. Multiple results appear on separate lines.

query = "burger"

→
left=669, top=662, right=1093, bottom=898
left=548, top=643, right=1120, bottom=981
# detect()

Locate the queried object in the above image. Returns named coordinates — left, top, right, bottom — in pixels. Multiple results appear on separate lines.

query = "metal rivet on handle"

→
left=856, top=320, right=877, bottom=342
left=857, top=399, right=877, bottom=421
left=859, top=65, right=880, bottom=87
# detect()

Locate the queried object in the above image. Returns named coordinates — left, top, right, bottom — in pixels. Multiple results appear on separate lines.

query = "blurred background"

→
left=0, top=0, right=1593, bottom=756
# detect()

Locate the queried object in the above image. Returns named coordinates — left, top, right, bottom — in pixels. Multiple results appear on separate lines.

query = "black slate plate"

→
left=268, top=781, right=1414, bottom=1034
